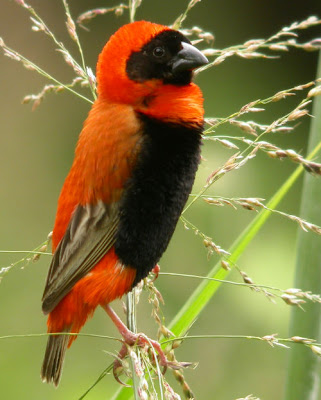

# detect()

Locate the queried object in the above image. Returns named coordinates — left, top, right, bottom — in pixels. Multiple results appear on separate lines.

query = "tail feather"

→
left=41, top=332, right=69, bottom=386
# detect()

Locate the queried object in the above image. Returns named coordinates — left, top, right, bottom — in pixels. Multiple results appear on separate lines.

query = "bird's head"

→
left=96, top=21, right=208, bottom=105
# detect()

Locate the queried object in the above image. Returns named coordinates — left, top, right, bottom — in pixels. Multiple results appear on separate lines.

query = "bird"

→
left=41, top=20, right=208, bottom=386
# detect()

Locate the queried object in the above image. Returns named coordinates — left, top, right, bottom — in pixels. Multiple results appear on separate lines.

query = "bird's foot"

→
left=150, top=264, right=160, bottom=281
left=112, top=332, right=188, bottom=384
left=102, top=304, right=189, bottom=383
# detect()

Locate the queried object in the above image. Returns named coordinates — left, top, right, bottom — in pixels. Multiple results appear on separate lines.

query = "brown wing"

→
left=42, top=201, right=119, bottom=314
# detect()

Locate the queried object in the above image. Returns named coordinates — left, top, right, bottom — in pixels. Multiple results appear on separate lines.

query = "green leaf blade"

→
left=285, top=50, right=321, bottom=400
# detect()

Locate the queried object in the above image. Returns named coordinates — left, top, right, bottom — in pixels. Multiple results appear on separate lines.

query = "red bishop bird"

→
left=41, top=20, right=208, bottom=385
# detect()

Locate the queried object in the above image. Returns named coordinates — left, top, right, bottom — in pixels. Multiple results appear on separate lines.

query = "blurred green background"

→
left=0, top=1, right=320, bottom=399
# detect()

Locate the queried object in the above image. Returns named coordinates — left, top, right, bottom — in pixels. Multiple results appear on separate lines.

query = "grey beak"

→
left=172, top=42, right=208, bottom=73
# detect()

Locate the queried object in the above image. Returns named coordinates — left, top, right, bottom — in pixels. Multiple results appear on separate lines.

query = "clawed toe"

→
left=112, top=343, right=131, bottom=385
left=102, top=304, right=190, bottom=384
left=150, top=264, right=160, bottom=281
left=111, top=332, right=191, bottom=383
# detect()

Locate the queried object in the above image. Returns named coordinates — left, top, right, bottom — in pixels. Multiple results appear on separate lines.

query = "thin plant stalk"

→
left=284, top=51, right=321, bottom=400
left=61, top=0, right=97, bottom=100
left=127, top=289, right=140, bottom=400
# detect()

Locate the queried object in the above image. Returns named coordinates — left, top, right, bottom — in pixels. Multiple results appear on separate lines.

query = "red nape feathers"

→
left=41, top=20, right=207, bottom=386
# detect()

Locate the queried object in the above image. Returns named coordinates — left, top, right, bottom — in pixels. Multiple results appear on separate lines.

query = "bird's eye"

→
left=153, top=46, right=166, bottom=58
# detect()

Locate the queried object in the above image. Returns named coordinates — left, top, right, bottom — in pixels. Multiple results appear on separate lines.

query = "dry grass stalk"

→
left=77, top=4, right=129, bottom=29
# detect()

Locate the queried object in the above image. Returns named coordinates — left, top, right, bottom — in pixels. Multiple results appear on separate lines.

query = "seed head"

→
left=291, top=336, right=314, bottom=344
left=310, top=345, right=321, bottom=357
left=308, top=85, right=321, bottom=98
left=281, top=294, right=306, bottom=307
left=221, top=260, right=231, bottom=271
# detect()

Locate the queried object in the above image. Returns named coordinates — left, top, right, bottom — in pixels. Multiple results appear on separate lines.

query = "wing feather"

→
left=42, top=201, right=119, bottom=314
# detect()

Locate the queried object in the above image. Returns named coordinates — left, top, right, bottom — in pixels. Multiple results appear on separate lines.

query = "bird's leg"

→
left=102, top=303, right=180, bottom=380
left=103, top=303, right=137, bottom=345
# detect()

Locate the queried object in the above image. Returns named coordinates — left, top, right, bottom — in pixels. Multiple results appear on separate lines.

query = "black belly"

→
left=114, top=113, right=203, bottom=285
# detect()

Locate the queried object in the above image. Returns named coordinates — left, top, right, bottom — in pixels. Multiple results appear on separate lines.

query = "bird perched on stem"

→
left=41, top=20, right=207, bottom=386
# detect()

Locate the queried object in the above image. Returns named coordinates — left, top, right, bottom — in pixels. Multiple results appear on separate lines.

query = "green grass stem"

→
left=284, top=51, right=321, bottom=400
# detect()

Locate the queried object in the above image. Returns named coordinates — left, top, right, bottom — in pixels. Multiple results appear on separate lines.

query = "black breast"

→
left=114, top=114, right=202, bottom=286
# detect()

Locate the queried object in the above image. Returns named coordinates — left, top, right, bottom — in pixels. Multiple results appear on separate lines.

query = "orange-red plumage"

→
left=41, top=20, right=207, bottom=386
left=47, top=248, right=136, bottom=346
left=48, top=101, right=141, bottom=343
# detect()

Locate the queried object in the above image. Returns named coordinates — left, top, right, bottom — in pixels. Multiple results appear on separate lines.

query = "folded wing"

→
left=42, top=201, right=119, bottom=314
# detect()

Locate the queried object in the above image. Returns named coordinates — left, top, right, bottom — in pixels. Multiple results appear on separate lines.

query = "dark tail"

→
left=41, top=332, right=69, bottom=386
